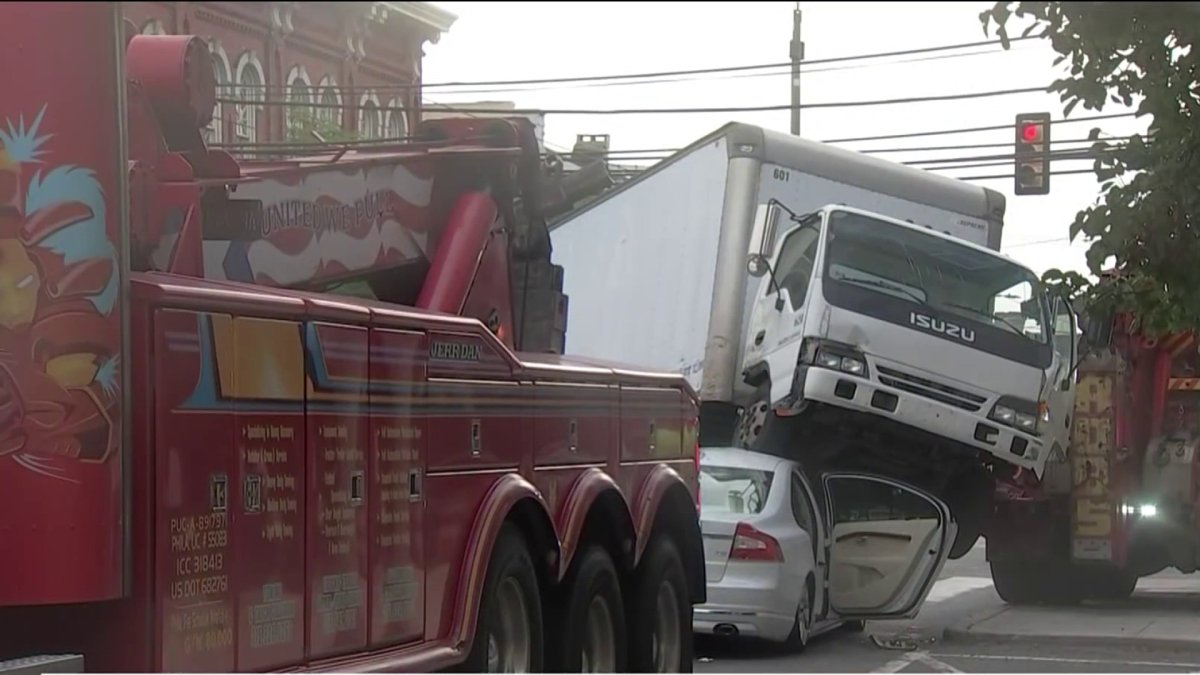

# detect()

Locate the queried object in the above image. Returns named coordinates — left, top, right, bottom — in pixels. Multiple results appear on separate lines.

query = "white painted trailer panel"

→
left=551, top=137, right=730, bottom=392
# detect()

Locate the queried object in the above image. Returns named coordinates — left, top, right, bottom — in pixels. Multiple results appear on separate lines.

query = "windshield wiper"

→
left=836, top=276, right=928, bottom=305
left=942, top=302, right=1031, bottom=340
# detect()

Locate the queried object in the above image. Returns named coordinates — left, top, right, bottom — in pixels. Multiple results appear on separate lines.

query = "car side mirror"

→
left=747, top=253, right=769, bottom=278
left=1081, top=312, right=1114, bottom=353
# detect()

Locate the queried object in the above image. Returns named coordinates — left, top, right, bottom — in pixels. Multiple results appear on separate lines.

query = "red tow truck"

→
left=987, top=298, right=1200, bottom=602
left=0, top=4, right=705, bottom=672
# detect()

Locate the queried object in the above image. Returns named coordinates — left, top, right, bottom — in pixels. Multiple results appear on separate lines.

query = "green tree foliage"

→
left=283, top=83, right=357, bottom=142
left=980, top=2, right=1199, bottom=336
left=285, top=102, right=360, bottom=144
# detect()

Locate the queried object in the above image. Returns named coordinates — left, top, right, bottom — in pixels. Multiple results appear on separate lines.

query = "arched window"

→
left=317, top=76, right=344, bottom=131
left=359, top=91, right=382, bottom=140
left=235, top=52, right=265, bottom=143
left=207, top=42, right=232, bottom=144
left=141, top=19, right=166, bottom=35
left=285, top=66, right=313, bottom=140
left=385, top=98, right=406, bottom=140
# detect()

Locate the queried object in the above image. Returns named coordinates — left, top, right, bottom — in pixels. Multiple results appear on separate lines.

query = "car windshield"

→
left=699, top=465, right=774, bottom=516
left=822, top=210, right=1050, bottom=344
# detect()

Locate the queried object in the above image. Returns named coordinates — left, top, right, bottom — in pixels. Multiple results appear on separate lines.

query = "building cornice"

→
left=380, top=2, right=456, bottom=37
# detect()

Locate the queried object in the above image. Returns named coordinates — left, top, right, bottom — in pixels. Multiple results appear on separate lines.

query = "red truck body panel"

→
left=0, top=4, right=702, bottom=672
left=0, top=2, right=129, bottom=607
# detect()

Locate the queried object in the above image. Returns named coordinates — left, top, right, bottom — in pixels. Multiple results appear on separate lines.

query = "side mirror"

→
left=1082, top=312, right=1114, bottom=352
left=747, top=253, right=769, bottom=278
left=748, top=201, right=785, bottom=260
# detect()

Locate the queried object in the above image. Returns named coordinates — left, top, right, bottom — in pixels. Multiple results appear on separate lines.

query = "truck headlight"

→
left=802, top=339, right=869, bottom=378
left=816, top=352, right=843, bottom=369
left=840, top=358, right=866, bottom=375
left=992, top=405, right=1016, bottom=424
left=989, top=397, right=1041, bottom=436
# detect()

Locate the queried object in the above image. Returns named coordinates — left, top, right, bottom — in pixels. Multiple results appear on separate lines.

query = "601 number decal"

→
left=772, top=167, right=791, bottom=182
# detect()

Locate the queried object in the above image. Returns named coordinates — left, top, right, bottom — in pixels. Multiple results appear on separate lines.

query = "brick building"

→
left=123, top=2, right=455, bottom=146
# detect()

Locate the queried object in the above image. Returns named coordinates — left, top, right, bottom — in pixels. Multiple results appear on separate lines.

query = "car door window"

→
left=772, top=226, right=820, bottom=309
left=790, top=472, right=819, bottom=558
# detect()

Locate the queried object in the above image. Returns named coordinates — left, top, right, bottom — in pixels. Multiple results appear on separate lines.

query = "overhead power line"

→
left=557, top=135, right=1135, bottom=160
left=418, top=36, right=1037, bottom=90
left=1004, top=236, right=1075, bottom=249
left=434, top=47, right=1030, bottom=95
left=235, top=84, right=1053, bottom=116
left=423, top=85, right=1051, bottom=114
left=823, top=112, right=1138, bottom=143
left=234, top=37, right=1040, bottom=95
left=263, top=43, right=1036, bottom=96
left=599, top=149, right=1110, bottom=173
left=951, top=167, right=1098, bottom=181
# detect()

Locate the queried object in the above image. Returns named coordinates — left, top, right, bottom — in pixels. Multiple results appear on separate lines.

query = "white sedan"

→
left=693, top=447, right=956, bottom=650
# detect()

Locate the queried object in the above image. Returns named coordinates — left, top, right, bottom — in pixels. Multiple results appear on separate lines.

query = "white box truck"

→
left=549, top=123, right=1078, bottom=557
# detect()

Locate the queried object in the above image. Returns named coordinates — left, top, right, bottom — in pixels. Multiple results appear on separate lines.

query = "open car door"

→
left=821, top=472, right=956, bottom=620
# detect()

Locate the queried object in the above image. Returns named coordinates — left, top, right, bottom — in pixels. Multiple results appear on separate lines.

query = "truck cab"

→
left=737, top=203, right=1077, bottom=552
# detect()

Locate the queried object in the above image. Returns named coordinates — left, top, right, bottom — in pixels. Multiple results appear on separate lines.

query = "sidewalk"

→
left=944, top=577, right=1200, bottom=650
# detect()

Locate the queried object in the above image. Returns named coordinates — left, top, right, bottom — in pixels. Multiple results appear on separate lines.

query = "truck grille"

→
left=876, top=365, right=987, bottom=412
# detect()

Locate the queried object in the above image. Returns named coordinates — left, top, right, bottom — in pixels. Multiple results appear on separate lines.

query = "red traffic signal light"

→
left=1014, top=113, right=1051, bottom=196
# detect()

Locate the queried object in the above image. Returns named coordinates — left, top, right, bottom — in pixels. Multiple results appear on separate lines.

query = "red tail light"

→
left=730, top=522, right=784, bottom=562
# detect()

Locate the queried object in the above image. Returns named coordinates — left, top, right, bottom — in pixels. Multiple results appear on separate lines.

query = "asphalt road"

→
left=694, top=542, right=1200, bottom=673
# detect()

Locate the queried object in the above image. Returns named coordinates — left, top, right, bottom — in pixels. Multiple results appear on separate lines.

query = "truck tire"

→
left=1079, top=566, right=1138, bottom=601
left=737, top=382, right=807, bottom=456
left=552, top=545, right=629, bottom=673
left=990, top=560, right=1082, bottom=605
left=461, top=523, right=544, bottom=673
left=628, top=537, right=694, bottom=672
left=990, top=560, right=1040, bottom=604
left=945, top=469, right=991, bottom=559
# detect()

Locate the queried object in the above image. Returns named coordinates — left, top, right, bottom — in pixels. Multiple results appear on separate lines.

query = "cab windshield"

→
left=820, top=209, right=1053, bottom=367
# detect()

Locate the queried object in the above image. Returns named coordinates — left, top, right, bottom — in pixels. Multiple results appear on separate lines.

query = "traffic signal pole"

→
left=790, top=3, right=804, bottom=136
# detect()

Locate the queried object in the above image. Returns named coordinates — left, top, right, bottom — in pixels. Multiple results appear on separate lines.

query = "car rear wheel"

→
left=789, top=582, right=813, bottom=651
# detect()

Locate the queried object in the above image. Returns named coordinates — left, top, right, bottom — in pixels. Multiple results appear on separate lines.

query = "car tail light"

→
left=730, top=522, right=784, bottom=562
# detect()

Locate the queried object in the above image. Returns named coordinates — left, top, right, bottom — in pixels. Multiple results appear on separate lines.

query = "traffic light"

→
left=1014, top=112, right=1051, bottom=196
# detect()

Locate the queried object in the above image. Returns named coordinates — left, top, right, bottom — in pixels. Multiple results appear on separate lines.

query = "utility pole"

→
left=790, top=2, right=805, bottom=136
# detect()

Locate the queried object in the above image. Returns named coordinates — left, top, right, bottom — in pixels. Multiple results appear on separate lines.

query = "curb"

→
left=942, top=627, right=1200, bottom=653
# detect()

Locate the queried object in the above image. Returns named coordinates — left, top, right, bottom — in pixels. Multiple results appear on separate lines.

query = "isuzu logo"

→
left=909, top=312, right=976, bottom=344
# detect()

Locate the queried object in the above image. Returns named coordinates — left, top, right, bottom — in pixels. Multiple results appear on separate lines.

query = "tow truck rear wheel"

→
left=462, top=524, right=544, bottom=673
left=628, top=536, right=693, bottom=672
left=552, top=545, right=629, bottom=673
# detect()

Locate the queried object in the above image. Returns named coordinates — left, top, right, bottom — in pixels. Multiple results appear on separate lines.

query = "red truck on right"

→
left=987, top=300, right=1200, bottom=603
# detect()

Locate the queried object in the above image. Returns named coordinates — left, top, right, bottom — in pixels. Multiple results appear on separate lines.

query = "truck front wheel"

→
left=737, top=383, right=807, bottom=456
